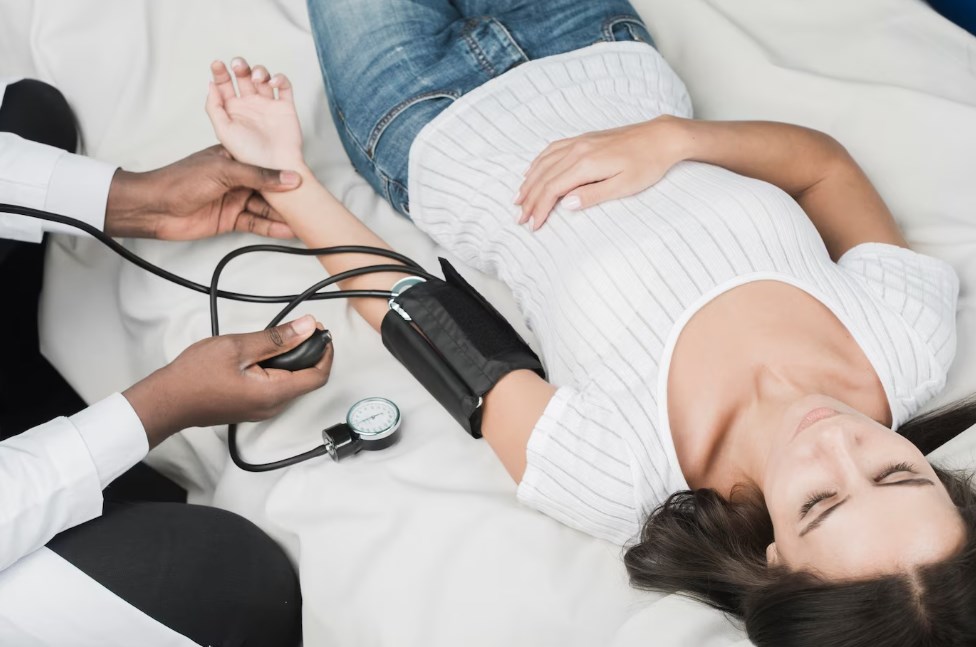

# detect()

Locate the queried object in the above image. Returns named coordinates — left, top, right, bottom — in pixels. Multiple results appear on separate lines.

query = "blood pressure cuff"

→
left=380, top=258, right=545, bottom=439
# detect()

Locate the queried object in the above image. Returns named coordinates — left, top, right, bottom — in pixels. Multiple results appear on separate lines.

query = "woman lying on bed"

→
left=204, top=1, right=976, bottom=644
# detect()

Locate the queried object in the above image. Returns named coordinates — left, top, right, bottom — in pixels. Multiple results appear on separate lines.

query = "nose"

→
left=812, top=422, right=864, bottom=477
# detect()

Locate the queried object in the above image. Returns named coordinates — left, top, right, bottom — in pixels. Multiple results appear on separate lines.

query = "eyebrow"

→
left=799, top=479, right=935, bottom=538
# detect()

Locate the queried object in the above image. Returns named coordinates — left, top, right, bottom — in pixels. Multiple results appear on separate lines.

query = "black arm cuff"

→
left=381, top=258, right=545, bottom=438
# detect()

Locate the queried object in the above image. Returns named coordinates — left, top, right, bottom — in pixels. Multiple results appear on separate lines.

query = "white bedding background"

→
left=2, top=1, right=975, bottom=645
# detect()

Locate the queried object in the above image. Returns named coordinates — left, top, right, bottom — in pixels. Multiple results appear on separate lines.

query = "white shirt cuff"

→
left=70, top=393, right=149, bottom=489
left=43, top=152, right=117, bottom=236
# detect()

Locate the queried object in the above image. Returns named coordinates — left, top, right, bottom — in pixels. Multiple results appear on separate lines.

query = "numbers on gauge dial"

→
left=347, top=398, right=400, bottom=435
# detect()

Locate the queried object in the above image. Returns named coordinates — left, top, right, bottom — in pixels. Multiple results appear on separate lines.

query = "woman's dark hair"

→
left=624, top=397, right=976, bottom=647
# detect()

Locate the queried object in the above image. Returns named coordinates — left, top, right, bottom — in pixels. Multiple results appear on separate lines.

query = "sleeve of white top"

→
left=838, top=242, right=960, bottom=378
left=0, top=393, right=148, bottom=572
left=0, top=132, right=117, bottom=242
left=516, top=386, right=643, bottom=546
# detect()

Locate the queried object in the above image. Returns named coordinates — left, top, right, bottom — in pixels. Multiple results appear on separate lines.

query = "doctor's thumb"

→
left=224, top=159, right=303, bottom=193
left=241, top=315, right=319, bottom=365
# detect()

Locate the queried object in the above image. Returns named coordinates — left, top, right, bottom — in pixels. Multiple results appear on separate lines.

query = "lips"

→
left=794, top=407, right=839, bottom=437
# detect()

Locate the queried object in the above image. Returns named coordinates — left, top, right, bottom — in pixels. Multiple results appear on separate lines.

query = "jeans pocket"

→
left=602, top=15, right=655, bottom=47
left=384, top=175, right=412, bottom=219
left=366, top=90, right=459, bottom=159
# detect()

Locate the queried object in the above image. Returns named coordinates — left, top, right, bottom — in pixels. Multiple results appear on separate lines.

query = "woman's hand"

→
left=515, top=115, right=688, bottom=230
left=123, top=315, right=334, bottom=447
left=206, top=57, right=305, bottom=171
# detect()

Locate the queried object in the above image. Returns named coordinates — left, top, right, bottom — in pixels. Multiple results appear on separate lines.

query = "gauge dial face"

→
left=347, top=397, right=401, bottom=437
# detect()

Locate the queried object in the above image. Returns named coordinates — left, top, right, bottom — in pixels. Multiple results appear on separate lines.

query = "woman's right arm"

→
left=256, top=172, right=407, bottom=330
left=263, top=172, right=557, bottom=480
left=206, top=58, right=556, bottom=481
left=482, top=370, right=557, bottom=482
left=260, top=158, right=557, bottom=481
left=206, top=58, right=408, bottom=331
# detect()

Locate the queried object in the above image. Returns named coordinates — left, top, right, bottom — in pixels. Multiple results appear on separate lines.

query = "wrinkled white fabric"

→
left=2, top=1, right=974, bottom=645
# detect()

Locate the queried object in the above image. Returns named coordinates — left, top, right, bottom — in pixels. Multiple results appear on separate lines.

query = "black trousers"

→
left=0, top=79, right=82, bottom=435
left=47, top=502, right=303, bottom=647
left=0, top=79, right=302, bottom=646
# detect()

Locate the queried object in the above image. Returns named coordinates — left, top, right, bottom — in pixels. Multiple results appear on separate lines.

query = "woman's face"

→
left=763, top=395, right=965, bottom=579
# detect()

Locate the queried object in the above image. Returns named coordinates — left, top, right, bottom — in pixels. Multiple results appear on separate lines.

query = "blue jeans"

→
left=306, top=0, right=654, bottom=216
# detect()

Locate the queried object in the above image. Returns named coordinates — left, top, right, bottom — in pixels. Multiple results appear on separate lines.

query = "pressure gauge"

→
left=322, top=397, right=402, bottom=461
left=348, top=397, right=401, bottom=438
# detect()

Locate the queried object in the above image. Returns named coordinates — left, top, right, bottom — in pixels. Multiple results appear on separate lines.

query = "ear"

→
left=766, top=542, right=780, bottom=566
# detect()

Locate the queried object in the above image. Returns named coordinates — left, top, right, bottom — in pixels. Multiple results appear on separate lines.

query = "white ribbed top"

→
left=407, top=42, right=959, bottom=545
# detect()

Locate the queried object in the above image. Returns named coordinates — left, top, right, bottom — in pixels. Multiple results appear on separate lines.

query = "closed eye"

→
left=799, top=462, right=918, bottom=521
left=874, top=461, right=917, bottom=482
left=798, top=462, right=935, bottom=537
left=799, top=490, right=835, bottom=519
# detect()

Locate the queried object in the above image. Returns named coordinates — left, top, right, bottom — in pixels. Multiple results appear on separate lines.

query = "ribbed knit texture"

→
left=407, top=42, right=959, bottom=545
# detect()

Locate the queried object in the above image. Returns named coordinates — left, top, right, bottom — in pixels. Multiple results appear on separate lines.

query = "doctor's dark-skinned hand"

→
left=122, top=315, right=333, bottom=448
left=104, top=145, right=303, bottom=240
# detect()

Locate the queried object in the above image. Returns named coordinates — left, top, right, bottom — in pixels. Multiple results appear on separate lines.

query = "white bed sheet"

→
left=2, top=0, right=975, bottom=645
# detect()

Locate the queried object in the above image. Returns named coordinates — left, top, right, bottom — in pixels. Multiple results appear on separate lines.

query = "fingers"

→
left=205, top=82, right=230, bottom=129
left=211, top=145, right=233, bottom=160
left=211, top=57, right=291, bottom=103
left=521, top=160, right=610, bottom=230
left=523, top=139, right=574, bottom=180
left=516, top=149, right=566, bottom=210
left=237, top=315, right=318, bottom=365
left=232, top=212, right=295, bottom=239
left=210, top=60, right=237, bottom=102
left=218, top=157, right=302, bottom=192
left=233, top=212, right=295, bottom=239
left=266, top=338, right=334, bottom=399
left=251, top=65, right=274, bottom=99
left=230, top=57, right=257, bottom=96
left=269, top=73, right=293, bottom=103
left=517, top=148, right=568, bottom=208
left=564, top=175, right=633, bottom=212
left=244, top=193, right=286, bottom=222
left=518, top=152, right=580, bottom=224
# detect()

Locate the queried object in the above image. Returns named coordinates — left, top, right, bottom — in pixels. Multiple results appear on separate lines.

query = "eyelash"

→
left=799, top=462, right=918, bottom=519
left=800, top=490, right=834, bottom=518
left=874, top=461, right=917, bottom=482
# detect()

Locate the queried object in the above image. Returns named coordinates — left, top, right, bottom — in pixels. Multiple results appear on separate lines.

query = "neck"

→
left=719, top=357, right=887, bottom=494
left=665, top=280, right=891, bottom=495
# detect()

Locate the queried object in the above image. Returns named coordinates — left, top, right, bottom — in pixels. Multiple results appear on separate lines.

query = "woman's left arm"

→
left=517, top=116, right=907, bottom=260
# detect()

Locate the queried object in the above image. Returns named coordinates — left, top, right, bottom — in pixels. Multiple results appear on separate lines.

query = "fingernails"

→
left=562, top=195, right=582, bottom=210
left=231, top=57, right=245, bottom=69
left=292, top=315, right=316, bottom=335
left=279, top=170, right=301, bottom=186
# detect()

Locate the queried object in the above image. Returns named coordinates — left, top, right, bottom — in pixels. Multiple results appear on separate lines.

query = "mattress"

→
left=2, top=0, right=975, bottom=645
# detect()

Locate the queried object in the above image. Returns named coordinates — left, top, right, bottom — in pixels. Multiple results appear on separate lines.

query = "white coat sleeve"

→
left=0, top=393, right=148, bottom=571
left=0, top=132, right=117, bottom=242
